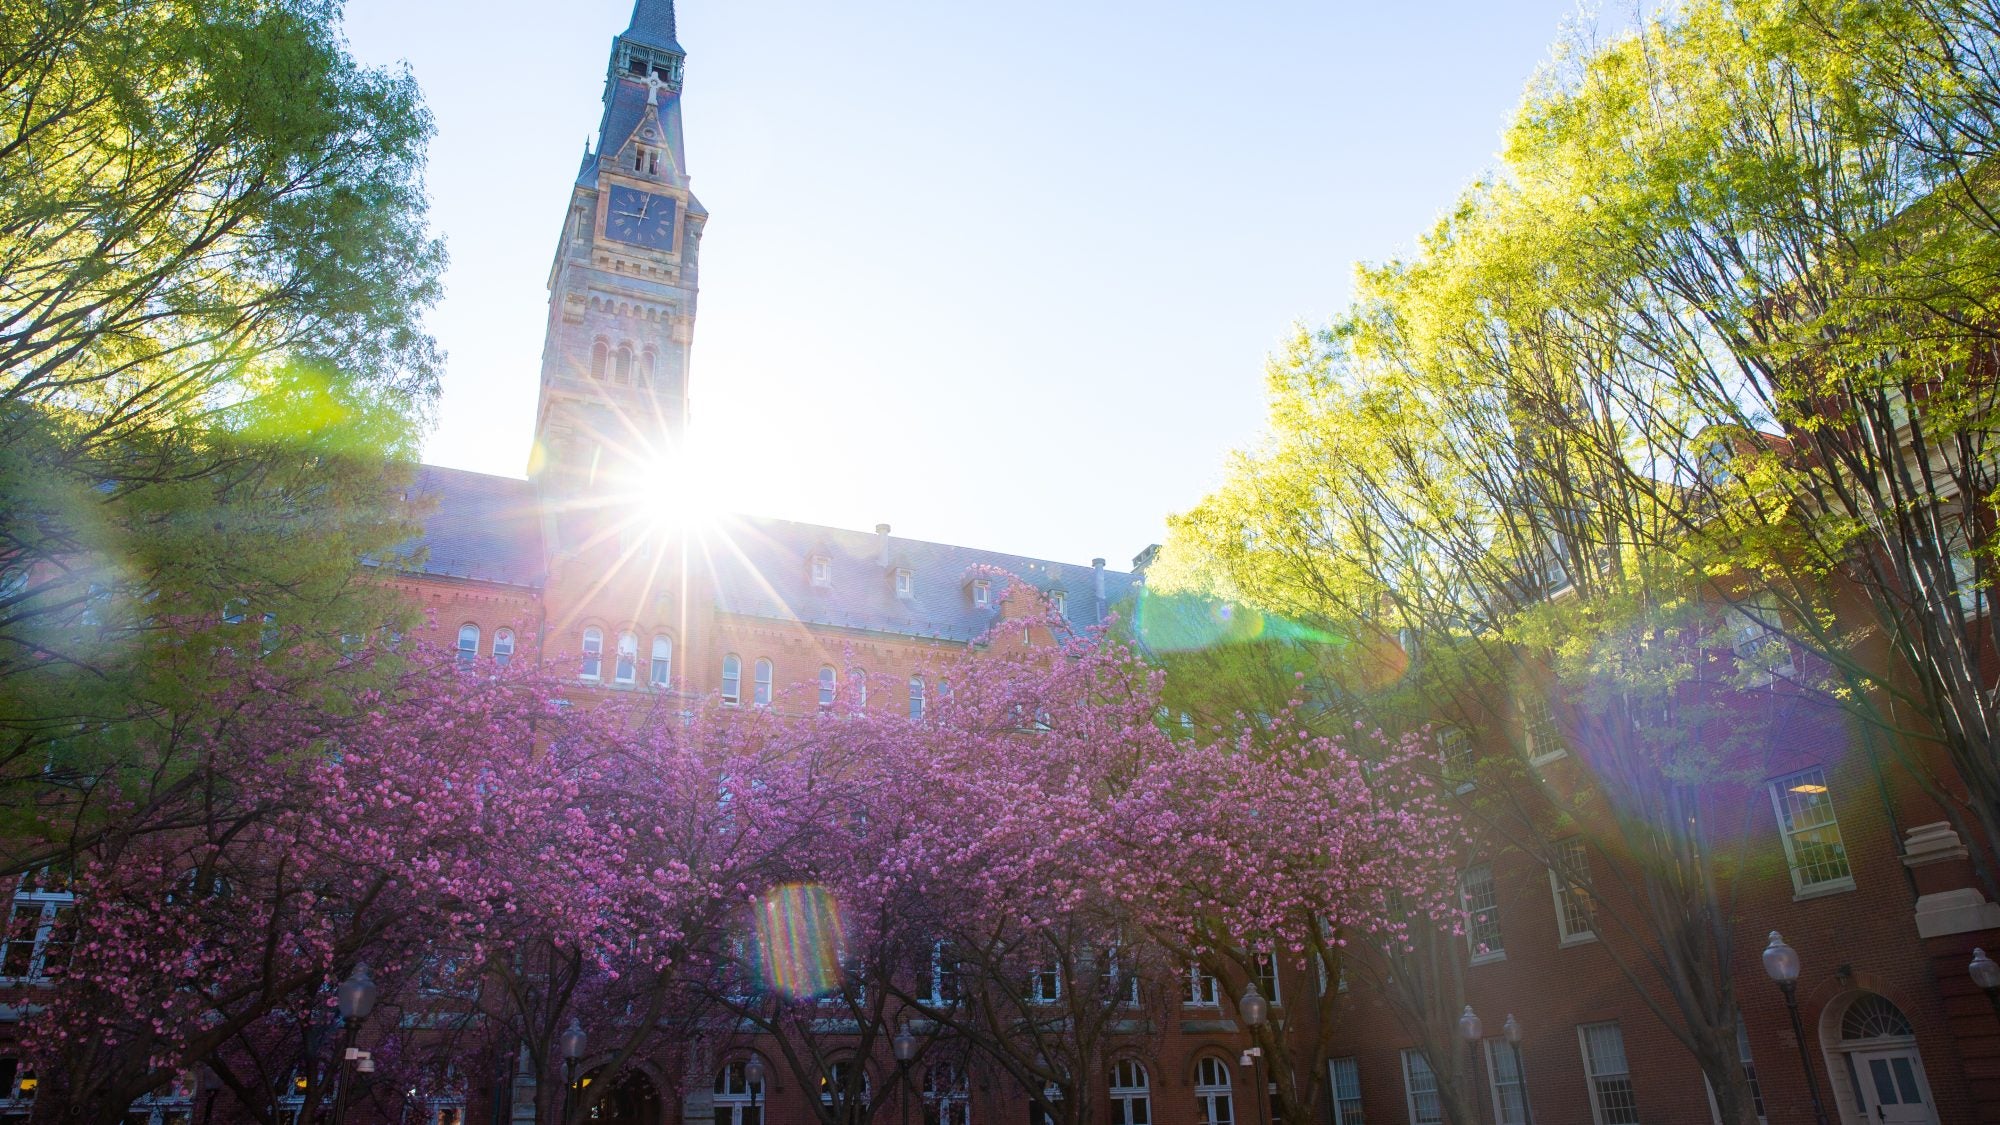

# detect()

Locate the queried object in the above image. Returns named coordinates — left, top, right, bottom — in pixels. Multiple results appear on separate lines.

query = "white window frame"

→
left=1109, top=1060, right=1150, bottom=1125
left=721, top=654, right=742, bottom=706
left=921, top=1063, right=969, bottom=1125
left=615, top=631, right=639, bottom=684
left=1549, top=837, right=1597, bottom=945
left=2, top=874, right=73, bottom=982
left=818, top=665, right=837, bottom=708
left=1051, top=591, right=1067, bottom=618
left=810, top=555, right=832, bottom=588
left=1252, top=950, right=1281, bottom=1006
left=1767, top=767, right=1856, bottom=897
left=714, top=1062, right=763, bottom=1125
left=1027, top=965, right=1061, bottom=1004
left=1461, top=864, right=1505, bottom=963
left=1184, top=964, right=1220, bottom=1007
left=1483, top=1038, right=1530, bottom=1125
left=972, top=580, right=990, bottom=608
left=580, top=627, right=604, bottom=681
left=1439, top=726, right=1475, bottom=792
left=1327, top=1058, right=1363, bottom=1125
left=1401, top=1050, right=1442, bottom=1125
left=928, top=941, right=960, bottom=1005
left=895, top=569, right=913, bottom=598
left=650, top=635, right=672, bottom=687
left=754, top=658, right=774, bottom=706
left=1577, top=1022, right=1639, bottom=1125
left=456, top=624, right=479, bottom=664
left=1100, top=946, right=1141, bottom=1006
left=1192, top=1057, right=1233, bottom=1125
left=493, top=628, right=516, bottom=668
left=909, top=675, right=926, bottom=720
left=1519, top=692, right=1566, bottom=764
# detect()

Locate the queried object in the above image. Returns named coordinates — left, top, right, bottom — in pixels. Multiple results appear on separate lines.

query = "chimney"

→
left=1092, top=558, right=1106, bottom=599
left=1131, top=544, right=1161, bottom=577
left=876, top=523, right=891, bottom=566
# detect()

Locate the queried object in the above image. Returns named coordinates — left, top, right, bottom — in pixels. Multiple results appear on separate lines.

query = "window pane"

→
left=1771, top=769, right=1852, bottom=887
left=1461, top=865, right=1503, bottom=957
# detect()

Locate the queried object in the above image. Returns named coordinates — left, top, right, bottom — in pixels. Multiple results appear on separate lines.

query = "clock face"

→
left=605, top=185, right=676, bottom=250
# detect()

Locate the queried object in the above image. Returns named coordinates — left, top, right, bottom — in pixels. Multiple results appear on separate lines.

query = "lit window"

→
left=456, top=624, right=480, bottom=665
left=1519, top=692, right=1565, bottom=764
left=1193, top=1057, right=1233, bottom=1125
left=1185, top=964, right=1220, bottom=1006
left=1483, top=1039, right=1530, bottom=1125
left=1550, top=838, right=1597, bottom=944
left=1578, top=1022, right=1639, bottom=1125
left=909, top=675, right=926, bottom=720
left=819, top=665, right=836, bottom=708
left=615, top=631, right=638, bottom=684
left=754, top=658, right=773, bottom=706
left=714, top=1062, right=763, bottom=1125
left=1768, top=768, right=1853, bottom=894
left=922, top=1063, right=969, bottom=1125
left=972, top=580, right=990, bottom=607
left=1439, top=727, right=1474, bottom=791
left=811, top=556, right=832, bottom=588
left=1401, top=1051, right=1441, bottom=1125
left=580, top=627, right=604, bottom=680
left=2, top=871, right=73, bottom=982
left=895, top=569, right=913, bottom=598
left=650, top=635, right=672, bottom=686
left=1328, top=1059, right=1363, bottom=1125
left=1109, top=1061, right=1150, bottom=1125
left=819, top=1062, right=870, bottom=1109
left=1461, top=865, right=1504, bottom=962
left=721, top=654, right=741, bottom=706
left=493, top=628, right=515, bottom=668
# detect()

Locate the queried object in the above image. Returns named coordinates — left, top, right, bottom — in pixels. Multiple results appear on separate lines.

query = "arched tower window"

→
left=456, top=624, right=479, bottom=665
left=614, top=345, right=633, bottom=384
left=590, top=341, right=608, bottom=380
left=640, top=351, right=657, bottom=387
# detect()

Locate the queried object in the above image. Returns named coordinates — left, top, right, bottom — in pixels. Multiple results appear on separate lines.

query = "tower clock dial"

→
left=605, top=185, right=676, bottom=250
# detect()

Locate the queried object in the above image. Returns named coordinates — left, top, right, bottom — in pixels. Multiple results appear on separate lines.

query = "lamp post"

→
left=559, top=1018, right=587, bottom=1125
left=1502, top=1014, right=1533, bottom=1125
left=744, top=1057, right=766, bottom=1125
left=1970, top=948, right=2000, bottom=1021
left=330, top=964, right=378, bottom=1125
left=1457, top=1005, right=1482, bottom=1125
left=894, top=1025, right=918, bottom=1125
left=1762, top=932, right=1831, bottom=1125
left=1239, top=986, right=1270, bottom=1125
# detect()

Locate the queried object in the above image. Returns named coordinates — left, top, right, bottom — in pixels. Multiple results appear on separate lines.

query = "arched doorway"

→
left=581, top=1067, right=662, bottom=1125
left=1818, top=992, right=1937, bottom=1125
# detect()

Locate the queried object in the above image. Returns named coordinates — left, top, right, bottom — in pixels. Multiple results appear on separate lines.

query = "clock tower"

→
left=531, top=0, right=704, bottom=547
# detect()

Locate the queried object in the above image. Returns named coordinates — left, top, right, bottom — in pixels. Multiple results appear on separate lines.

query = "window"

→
left=895, top=569, right=913, bottom=598
left=1100, top=946, right=1141, bottom=1006
left=1483, top=1039, right=1530, bottom=1125
left=650, top=635, right=672, bottom=686
left=1731, top=594, right=1795, bottom=684
left=1, top=1057, right=37, bottom=1118
left=754, top=659, right=773, bottom=706
left=923, top=1064, right=969, bottom=1125
left=456, top=624, right=479, bottom=664
left=1027, top=965, right=1061, bottom=1004
left=2, top=871, right=73, bottom=981
left=1109, top=1061, right=1150, bottom=1125
left=1461, top=865, right=1504, bottom=962
left=1768, top=768, right=1853, bottom=894
left=1704, top=1019, right=1767, bottom=1125
left=1192, top=1058, right=1232, bottom=1125
left=639, top=351, right=656, bottom=387
left=1439, top=727, right=1474, bottom=791
left=714, top=1062, right=762, bottom=1125
left=127, top=1071, right=196, bottom=1125
left=493, top=628, right=516, bottom=668
left=909, top=675, right=926, bottom=720
left=811, top=555, right=832, bottom=588
left=972, top=580, right=990, bottom=608
left=819, top=665, right=836, bottom=708
left=1185, top=964, right=1220, bottom=1006
left=1520, top=693, right=1565, bottom=763
left=1578, top=1023, right=1639, bottom=1125
left=590, top=341, right=608, bottom=380
left=929, top=941, right=960, bottom=1004
left=615, top=631, right=639, bottom=684
left=819, top=1061, right=869, bottom=1109
left=614, top=345, right=633, bottom=384
left=580, top=627, right=604, bottom=680
left=721, top=654, right=741, bottom=706
left=1253, top=951, right=1281, bottom=1006
left=1328, top=1058, right=1363, bottom=1125
left=1549, top=838, right=1596, bottom=944
left=1051, top=591, right=1067, bottom=618
left=855, top=670, right=868, bottom=710
left=1400, top=1051, right=1441, bottom=1125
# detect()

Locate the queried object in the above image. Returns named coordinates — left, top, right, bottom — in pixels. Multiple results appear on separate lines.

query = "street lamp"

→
left=1239, top=987, right=1270, bottom=1125
left=744, top=1057, right=766, bottom=1125
left=1502, top=1014, right=1534, bottom=1125
left=1762, top=932, right=1831, bottom=1125
left=894, top=1026, right=918, bottom=1125
left=1970, top=948, right=2000, bottom=1021
left=1458, top=1005, right=1482, bottom=1123
left=560, top=1018, right=587, bottom=1125
left=330, top=964, right=377, bottom=1125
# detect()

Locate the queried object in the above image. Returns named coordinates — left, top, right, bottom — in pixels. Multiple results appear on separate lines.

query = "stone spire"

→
left=623, top=0, right=681, bottom=54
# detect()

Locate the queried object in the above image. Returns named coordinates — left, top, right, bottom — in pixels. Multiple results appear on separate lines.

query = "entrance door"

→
left=1850, top=1048, right=1935, bottom=1125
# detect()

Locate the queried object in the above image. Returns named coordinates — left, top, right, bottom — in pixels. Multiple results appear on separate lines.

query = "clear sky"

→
left=338, top=0, right=1596, bottom=571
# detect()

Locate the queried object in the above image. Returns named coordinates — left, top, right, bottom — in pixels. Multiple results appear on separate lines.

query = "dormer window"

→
left=1051, top=591, right=1067, bottom=618
left=810, top=555, right=832, bottom=588
left=971, top=579, right=990, bottom=608
left=895, top=569, right=913, bottom=599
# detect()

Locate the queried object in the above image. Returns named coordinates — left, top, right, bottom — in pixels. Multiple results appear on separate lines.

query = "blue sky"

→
left=340, top=0, right=1597, bottom=570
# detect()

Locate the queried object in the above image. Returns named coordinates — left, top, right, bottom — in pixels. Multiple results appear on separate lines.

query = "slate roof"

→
left=395, top=465, right=545, bottom=588
left=702, top=514, right=1139, bottom=643
left=621, top=0, right=682, bottom=54
left=583, top=81, right=689, bottom=189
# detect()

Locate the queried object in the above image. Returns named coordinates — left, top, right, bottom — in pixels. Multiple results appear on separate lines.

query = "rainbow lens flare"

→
left=754, top=882, right=847, bottom=998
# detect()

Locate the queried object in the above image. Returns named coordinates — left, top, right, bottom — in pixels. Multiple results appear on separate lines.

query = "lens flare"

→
left=754, top=882, right=846, bottom=998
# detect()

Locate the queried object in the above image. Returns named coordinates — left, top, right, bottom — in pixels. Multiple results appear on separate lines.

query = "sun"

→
left=630, top=448, right=717, bottom=536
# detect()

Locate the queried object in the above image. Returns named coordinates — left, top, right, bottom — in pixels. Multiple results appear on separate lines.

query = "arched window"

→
left=614, top=345, right=633, bottom=384
left=1193, top=1058, right=1232, bottom=1125
left=456, top=624, right=479, bottom=665
left=492, top=628, right=515, bottom=668
left=855, top=669, right=868, bottom=710
left=590, top=341, right=608, bottom=380
left=819, top=1061, right=870, bottom=1109
left=754, top=658, right=773, bottom=706
left=922, top=1063, right=969, bottom=1125
left=909, top=675, right=926, bottom=720
left=721, top=654, right=741, bottom=706
left=714, top=1062, right=763, bottom=1125
left=615, top=631, right=638, bottom=684
left=580, top=627, right=603, bottom=680
left=640, top=351, right=656, bottom=388
left=650, top=635, right=672, bottom=687
left=1109, top=1061, right=1150, bottom=1125
left=818, top=665, right=837, bottom=708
